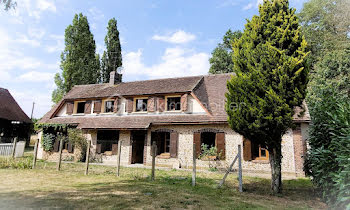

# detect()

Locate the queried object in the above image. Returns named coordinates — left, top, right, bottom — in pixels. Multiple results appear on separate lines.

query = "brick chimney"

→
left=109, top=71, right=122, bottom=85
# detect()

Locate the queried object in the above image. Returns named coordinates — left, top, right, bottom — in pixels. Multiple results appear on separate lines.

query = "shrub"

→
left=67, top=128, right=87, bottom=162
left=0, top=156, right=33, bottom=169
left=41, top=133, right=55, bottom=151
left=306, top=88, right=350, bottom=209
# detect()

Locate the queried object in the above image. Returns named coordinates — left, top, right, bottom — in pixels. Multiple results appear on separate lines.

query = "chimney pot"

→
left=109, top=71, right=121, bottom=85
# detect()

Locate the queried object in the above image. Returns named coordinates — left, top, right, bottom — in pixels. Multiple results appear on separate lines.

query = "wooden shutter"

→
left=67, top=142, right=74, bottom=153
left=193, top=132, right=201, bottom=158
left=181, top=94, right=188, bottom=111
left=147, top=97, right=155, bottom=112
left=113, top=97, right=119, bottom=113
left=112, top=144, right=118, bottom=155
left=216, top=132, right=225, bottom=159
left=243, top=138, right=252, bottom=161
left=126, top=98, right=133, bottom=113
left=84, top=101, right=92, bottom=114
left=93, top=100, right=102, bottom=113
left=53, top=139, right=59, bottom=152
left=157, top=97, right=165, bottom=112
left=170, top=132, right=178, bottom=158
left=96, top=144, right=102, bottom=154
left=66, top=102, right=74, bottom=115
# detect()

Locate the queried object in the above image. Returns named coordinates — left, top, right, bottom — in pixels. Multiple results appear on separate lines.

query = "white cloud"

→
left=18, top=71, right=55, bottom=82
left=11, top=89, right=54, bottom=119
left=217, top=0, right=239, bottom=8
left=28, top=27, right=46, bottom=39
left=152, top=30, right=196, bottom=44
left=16, top=34, right=41, bottom=47
left=45, top=34, right=64, bottom=53
left=123, top=47, right=209, bottom=81
left=243, top=3, right=254, bottom=10
left=36, top=0, right=56, bottom=12
left=88, top=7, right=105, bottom=21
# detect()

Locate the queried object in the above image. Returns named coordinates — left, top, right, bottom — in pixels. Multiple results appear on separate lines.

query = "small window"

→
left=151, top=132, right=170, bottom=155
left=252, top=142, right=269, bottom=160
left=105, top=101, right=114, bottom=113
left=76, top=102, right=86, bottom=114
left=167, top=97, right=181, bottom=111
left=135, top=99, right=148, bottom=112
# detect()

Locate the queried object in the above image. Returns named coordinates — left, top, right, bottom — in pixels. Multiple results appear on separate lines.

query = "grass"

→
left=0, top=156, right=326, bottom=210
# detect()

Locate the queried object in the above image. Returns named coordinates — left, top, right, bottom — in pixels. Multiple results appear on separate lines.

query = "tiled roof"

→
left=63, top=75, right=203, bottom=100
left=0, top=88, right=32, bottom=123
left=39, top=73, right=310, bottom=128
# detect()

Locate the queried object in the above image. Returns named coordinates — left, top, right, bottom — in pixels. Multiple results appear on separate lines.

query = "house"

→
left=0, top=88, right=32, bottom=145
left=38, top=72, right=310, bottom=177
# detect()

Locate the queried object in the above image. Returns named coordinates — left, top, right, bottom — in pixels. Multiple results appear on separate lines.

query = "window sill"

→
left=252, top=159, right=269, bottom=164
left=156, top=153, right=171, bottom=159
left=72, top=113, right=85, bottom=116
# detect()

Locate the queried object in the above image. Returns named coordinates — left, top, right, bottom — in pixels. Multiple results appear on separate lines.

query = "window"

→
left=167, top=97, right=181, bottom=111
left=135, top=98, right=148, bottom=112
left=252, top=142, right=269, bottom=160
left=243, top=138, right=269, bottom=161
left=201, top=132, right=216, bottom=148
left=105, top=101, right=114, bottom=113
left=151, top=132, right=170, bottom=155
left=97, top=130, right=119, bottom=154
left=76, top=102, right=86, bottom=114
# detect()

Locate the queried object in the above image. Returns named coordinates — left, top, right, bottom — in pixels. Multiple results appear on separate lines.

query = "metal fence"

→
left=0, top=143, right=13, bottom=156
left=0, top=142, right=26, bottom=157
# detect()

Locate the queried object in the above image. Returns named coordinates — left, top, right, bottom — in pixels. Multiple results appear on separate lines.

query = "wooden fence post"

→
left=56, top=138, right=64, bottom=171
left=32, top=138, right=39, bottom=169
left=11, top=137, right=18, bottom=158
left=192, top=143, right=196, bottom=186
left=85, top=140, right=91, bottom=175
left=238, top=144, right=243, bottom=192
left=116, top=140, right=122, bottom=177
left=151, top=141, right=156, bottom=181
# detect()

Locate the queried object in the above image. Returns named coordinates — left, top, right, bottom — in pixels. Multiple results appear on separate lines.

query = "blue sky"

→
left=0, top=0, right=307, bottom=119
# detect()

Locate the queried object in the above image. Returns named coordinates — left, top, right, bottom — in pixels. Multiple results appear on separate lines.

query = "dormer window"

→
left=76, top=102, right=86, bottom=114
left=166, top=97, right=181, bottom=111
left=135, top=98, right=148, bottom=112
left=105, top=101, right=114, bottom=113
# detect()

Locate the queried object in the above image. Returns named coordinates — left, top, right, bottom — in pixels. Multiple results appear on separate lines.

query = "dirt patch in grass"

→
left=0, top=158, right=326, bottom=209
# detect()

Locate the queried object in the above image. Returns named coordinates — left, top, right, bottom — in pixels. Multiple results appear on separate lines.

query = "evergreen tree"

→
left=209, top=30, right=242, bottom=74
left=225, top=0, right=309, bottom=194
left=100, top=18, right=122, bottom=83
left=52, top=13, right=100, bottom=103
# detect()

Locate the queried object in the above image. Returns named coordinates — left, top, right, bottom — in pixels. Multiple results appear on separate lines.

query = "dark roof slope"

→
left=64, top=75, right=203, bottom=100
left=0, top=88, right=32, bottom=123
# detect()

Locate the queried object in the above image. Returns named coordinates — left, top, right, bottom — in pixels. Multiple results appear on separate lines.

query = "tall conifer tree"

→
left=100, top=18, right=122, bottom=83
left=52, top=13, right=100, bottom=103
left=225, top=0, right=309, bottom=194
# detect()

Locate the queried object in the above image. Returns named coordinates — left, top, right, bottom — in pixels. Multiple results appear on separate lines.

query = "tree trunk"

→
left=269, top=144, right=282, bottom=194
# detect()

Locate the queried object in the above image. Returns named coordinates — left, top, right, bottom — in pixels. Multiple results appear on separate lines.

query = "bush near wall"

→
left=306, top=89, right=350, bottom=209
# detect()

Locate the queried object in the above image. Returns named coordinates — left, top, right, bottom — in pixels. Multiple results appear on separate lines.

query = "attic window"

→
left=167, top=97, right=181, bottom=111
left=76, top=102, right=86, bottom=114
left=105, top=101, right=114, bottom=113
left=135, top=99, right=148, bottom=112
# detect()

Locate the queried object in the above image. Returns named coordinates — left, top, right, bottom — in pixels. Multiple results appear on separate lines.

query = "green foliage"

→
left=41, top=133, right=55, bottom=152
left=101, top=18, right=122, bottom=83
left=1, top=0, right=16, bottom=11
left=67, top=128, right=87, bottom=162
left=298, top=0, right=350, bottom=66
left=225, top=0, right=309, bottom=193
left=209, top=30, right=242, bottom=74
left=306, top=88, right=350, bottom=209
left=198, top=144, right=219, bottom=159
left=0, top=156, right=32, bottom=169
left=52, top=13, right=100, bottom=103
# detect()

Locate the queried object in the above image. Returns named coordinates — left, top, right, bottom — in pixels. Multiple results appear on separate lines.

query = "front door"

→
left=131, top=131, right=146, bottom=164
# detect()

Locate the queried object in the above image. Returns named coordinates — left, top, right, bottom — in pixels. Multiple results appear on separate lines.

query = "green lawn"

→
left=0, top=156, right=326, bottom=209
